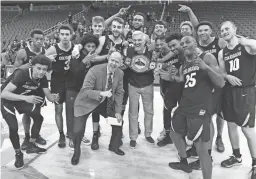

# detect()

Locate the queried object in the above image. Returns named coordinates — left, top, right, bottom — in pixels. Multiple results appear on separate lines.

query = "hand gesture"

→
left=72, top=47, right=80, bottom=59
left=100, top=89, right=112, bottom=98
left=24, top=95, right=43, bottom=104
left=115, top=113, right=123, bottom=123
left=236, top=34, right=248, bottom=46
left=46, top=54, right=57, bottom=62
left=178, top=4, right=192, bottom=13
left=170, top=65, right=178, bottom=76
left=226, top=74, right=242, bottom=86
left=83, top=51, right=97, bottom=64
left=193, top=58, right=209, bottom=71
left=48, top=93, right=59, bottom=103
left=159, top=69, right=172, bottom=81
left=119, top=5, right=131, bottom=16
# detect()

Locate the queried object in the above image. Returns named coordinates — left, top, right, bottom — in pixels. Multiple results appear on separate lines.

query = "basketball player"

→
left=218, top=21, right=256, bottom=178
left=45, top=25, right=75, bottom=149
left=168, top=36, right=225, bottom=179
left=14, top=29, right=47, bottom=150
left=1, top=55, right=58, bottom=169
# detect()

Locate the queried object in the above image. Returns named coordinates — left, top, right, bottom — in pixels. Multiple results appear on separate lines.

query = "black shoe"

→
left=35, top=135, right=46, bottom=145
left=186, top=145, right=198, bottom=158
left=189, top=158, right=214, bottom=170
left=146, top=136, right=155, bottom=145
left=91, top=134, right=99, bottom=150
left=14, top=152, right=24, bottom=169
left=21, top=138, right=30, bottom=150
left=169, top=161, right=192, bottom=173
left=26, top=142, right=47, bottom=154
left=249, top=166, right=256, bottom=179
left=130, top=140, right=136, bottom=149
left=138, top=122, right=141, bottom=135
left=221, top=155, right=242, bottom=168
left=157, top=135, right=173, bottom=147
left=109, top=147, right=125, bottom=156
left=58, top=134, right=66, bottom=148
left=71, top=152, right=80, bottom=165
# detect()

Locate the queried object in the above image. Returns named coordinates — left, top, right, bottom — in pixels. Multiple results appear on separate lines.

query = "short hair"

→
left=111, top=17, right=125, bottom=26
left=165, top=33, right=182, bottom=43
left=196, top=21, right=213, bottom=31
left=80, top=34, right=100, bottom=48
left=132, top=31, right=146, bottom=40
left=58, top=24, right=73, bottom=34
left=180, top=21, right=193, bottom=30
left=108, top=51, right=123, bottom=61
left=155, top=35, right=166, bottom=42
left=134, top=12, right=145, bottom=21
left=92, top=16, right=105, bottom=24
left=155, top=20, right=167, bottom=28
left=30, top=29, right=44, bottom=38
left=30, top=55, right=52, bottom=72
left=220, top=21, right=236, bottom=29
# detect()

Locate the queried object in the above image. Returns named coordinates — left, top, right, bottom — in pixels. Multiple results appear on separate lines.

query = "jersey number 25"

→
left=185, top=72, right=196, bottom=88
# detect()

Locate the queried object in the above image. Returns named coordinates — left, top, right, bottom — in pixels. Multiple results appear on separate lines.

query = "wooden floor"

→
left=0, top=87, right=254, bottom=179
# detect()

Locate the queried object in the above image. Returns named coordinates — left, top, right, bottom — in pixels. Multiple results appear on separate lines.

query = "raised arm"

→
left=14, top=49, right=27, bottom=67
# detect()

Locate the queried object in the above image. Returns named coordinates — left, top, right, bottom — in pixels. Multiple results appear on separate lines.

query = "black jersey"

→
left=198, top=37, right=221, bottom=60
left=176, top=53, right=213, bottom=117
left=24, top=46, right=45, bottom=64
left=223, top=44, right=256, bottom=87
left=1, top=68, right=48, bottom=95
left=51, top=43, right=74, bottom=81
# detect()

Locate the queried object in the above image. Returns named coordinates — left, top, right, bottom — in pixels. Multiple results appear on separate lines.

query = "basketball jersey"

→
left=99, top=35, right=124, bottom=56
left=24, top=46, right=45, bottom=64
left=52, top=43, right=74, bottom=81
left=1, top=68, right=48, bottom=95
left=198, top=37, right=220, bottom=60
left=223, top=44, right=256, bottom=87
left=176, top=53, right=213, bottom=117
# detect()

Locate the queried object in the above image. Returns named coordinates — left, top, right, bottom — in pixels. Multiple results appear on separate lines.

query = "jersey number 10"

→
left=229, top=58, right=240, bottom=72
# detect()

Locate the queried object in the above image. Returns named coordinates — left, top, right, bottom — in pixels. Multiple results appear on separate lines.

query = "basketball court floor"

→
left=1, top=87, right=254, bottom=179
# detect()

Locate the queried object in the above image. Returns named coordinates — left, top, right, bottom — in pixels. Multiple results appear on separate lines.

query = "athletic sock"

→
left=233, top=148, right=242, bottom=158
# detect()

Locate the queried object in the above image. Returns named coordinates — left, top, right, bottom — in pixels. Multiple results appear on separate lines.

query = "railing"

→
left=43, top=4, right=91, bottom=36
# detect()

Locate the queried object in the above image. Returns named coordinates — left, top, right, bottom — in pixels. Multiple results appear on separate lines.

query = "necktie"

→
left=106, top=73, right=114, bottom=117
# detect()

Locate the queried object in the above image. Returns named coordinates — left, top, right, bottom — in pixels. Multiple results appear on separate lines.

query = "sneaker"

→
left=215, top=137, right=225, bottom=153
left=26, top=142, right=47, bottom=154
left=91, top=133, right=99, bottom=150
left=130, top=140, right=136, bottom=149
left=21, top=138, right=30, bottom=150
left=58, top=134, right=66, bottom=148
left=82, top=136, right=91, bottom=146
left=249, top=166, right=256, bottom=179
left=186, top=146, right=199, bottom=159
left=14, top=152, right=24, bottom=169
left=168, top=161, right=192, bottom=173
left=221, top=156, right=242, bottom=168
left=157, top=129, right=166, bottom=141
left=138, top=122, right=141, bottom=135
left=189, top=158, right=214, bottom=170
left=69, top=139, right=74, bottom=150
left=157, top=134, right=173, bottom=147
left=35, top=135, right=46, bottom=145
left=146, top=136, right=155, bottom=145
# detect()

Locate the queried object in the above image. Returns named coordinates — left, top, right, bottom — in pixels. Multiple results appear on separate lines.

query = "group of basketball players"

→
left=1, top=4, right=256, bottom=179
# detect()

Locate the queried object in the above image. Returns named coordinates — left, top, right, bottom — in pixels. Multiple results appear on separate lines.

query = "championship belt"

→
left=121, top=54, right=172, bottom=73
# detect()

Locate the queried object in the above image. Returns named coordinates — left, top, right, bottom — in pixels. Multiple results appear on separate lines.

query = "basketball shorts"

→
left=212, top=87, right=223, bottom=115
left=50, top=78, right=66, bottom=104
left=170, top=112, right=211, bottom=142
left=222, top=86, right=256, bottom=127
left=163, top=82, right=183, bottom=110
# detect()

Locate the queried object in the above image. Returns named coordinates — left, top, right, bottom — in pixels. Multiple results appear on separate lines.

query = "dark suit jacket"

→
left=74, top=63, right=124, bottom=117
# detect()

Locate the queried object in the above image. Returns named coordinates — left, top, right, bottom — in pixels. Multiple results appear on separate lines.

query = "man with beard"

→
left=71, top=51, right=124, bottom=165
left=218, top=21, right=256, bottom=178
left=168, top=36, right=225, bottom=179
left=14, top=29, right=47, bottom=150
left=1, top=55, right=59, bottom=169
left=45, top=25, right=75, bottom=149
left=187, top=21, right=227, bottom=170
left=156, top=34, right=184, bottom=147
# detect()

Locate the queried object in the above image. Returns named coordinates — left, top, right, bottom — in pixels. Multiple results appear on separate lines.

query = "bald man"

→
left=71, top=51, right=125, bottom=165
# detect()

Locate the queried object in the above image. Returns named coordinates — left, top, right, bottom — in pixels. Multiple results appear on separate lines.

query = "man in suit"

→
left=71, top=51, right=124, bottom=165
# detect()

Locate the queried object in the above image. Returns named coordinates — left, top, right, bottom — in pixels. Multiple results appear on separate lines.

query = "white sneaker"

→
left=157, top=129, right=166, bottom=141
left=82, top=136, right=91, bottom=146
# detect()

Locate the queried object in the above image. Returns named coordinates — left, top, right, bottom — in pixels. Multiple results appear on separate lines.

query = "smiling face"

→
left=132, top=15, right=144, bottom=30
left=32, top=63, right=48, bottom=79
left=221, top=21, right=237, bottom=41
left=108, top=51, right=122, bottom=72
left=154, top=24, right=167, bottom=36
left=197, top=25, right=212, bottom=41
left=181, top=24, right=193, bottom=37
left=111, top=20, right=123, bottom=38
left=133, top=33, right=146, bottom=52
